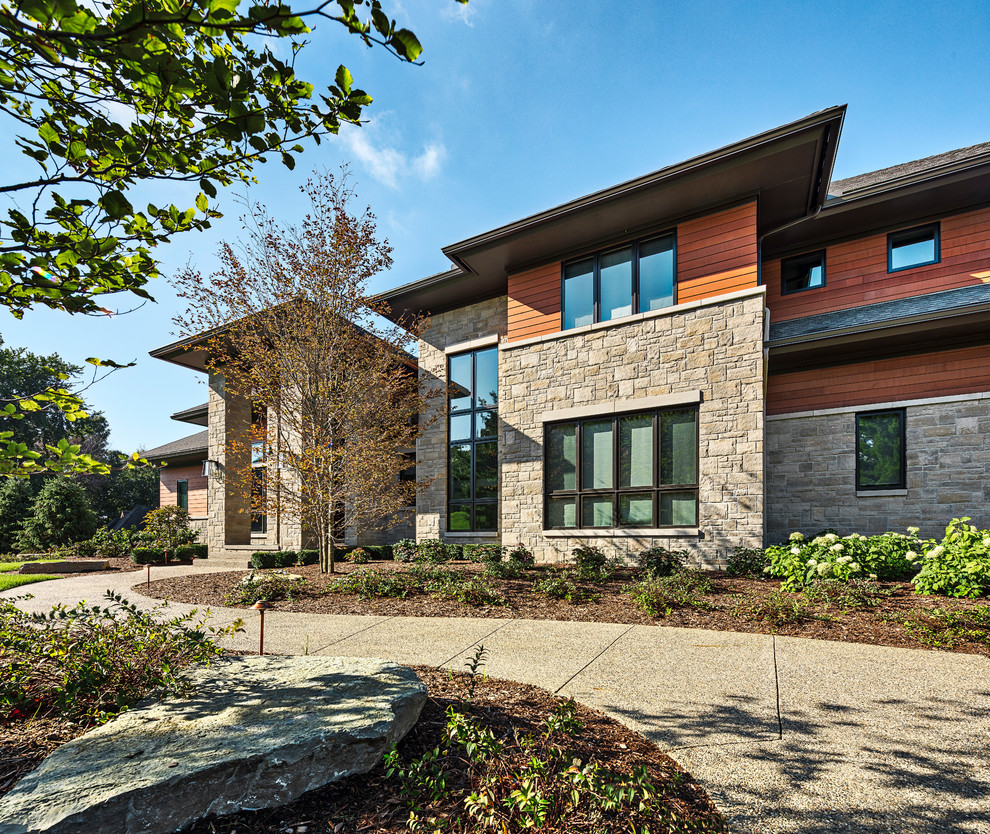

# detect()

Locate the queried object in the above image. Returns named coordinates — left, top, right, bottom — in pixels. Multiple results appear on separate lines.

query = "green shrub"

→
left=224, top=571, right=307, bottom=605
left=636, top=545, right=685, bottom=578
left=417, top=538, right=459, bottom=564
left=0, top=592, right=243, bottom=725
left=394, top=538, right=417, bottom=562
left=349, top=547, right=370, bottom=564
left=130, top=547, right=165, bottom=565
left=533, top=571, right=597, bottom=603
left=450, top=576, right=504, bottom=606
left=803, top=578, right=891, bottom=610
left=507, top=543, right=534, bottom=567
left=881, top=605, right=990, bottom=648
left=624, top=570, right=712, bottom=617
left=19, top=477, right=97, bottom=551
left=296, top=549, right=319, bottom=565
left=464, top=543, right=504, bottom=564
left=484, top=559, right=525, bottom=580
left=766, top=529, right=926, bottom=591
left=249, top=550, right=300, bottom=569
left=726, top=546, right=768, bottom=578
left=914, top=518, right=990, bottom=598
left=343, top=544, right=392, bottom=560
left=572, top=544, right=615, bottom=581
left=329, top=569, right=411, bottom=599
left=142, top=506, right=197, bottom=555
left=86, top=528, right=134, bottom=559
left=733, top=590, right=810, bottom=625
left=185, top=543, right=208, bottom=559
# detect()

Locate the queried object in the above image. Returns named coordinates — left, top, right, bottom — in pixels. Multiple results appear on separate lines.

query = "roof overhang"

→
left=170, top=403, right=209, bottom=426
left=149, top=334, right=212, bottom=373
left=379, top=106, right=846, bottom=321
left=766, top=153, right=990, bottom=257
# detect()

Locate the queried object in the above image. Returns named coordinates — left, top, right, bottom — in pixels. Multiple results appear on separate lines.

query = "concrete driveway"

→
left=5, top=565, right=989, bottom=833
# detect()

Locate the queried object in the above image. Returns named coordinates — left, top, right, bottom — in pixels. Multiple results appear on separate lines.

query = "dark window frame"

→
left=447, top=346, right=498, bottom=532
left=543, top=406, right=699, bottom=530
left=560, top=231, right=677, bottom=331
left=887, top=223, right=940, bottom=273
left=176, top=479, right=189, bottom=513
left=250, top=467, right=267, bottom=534
left=855, top=408, right=906, bottom=491
left=780, top=249, right=826, bottom=295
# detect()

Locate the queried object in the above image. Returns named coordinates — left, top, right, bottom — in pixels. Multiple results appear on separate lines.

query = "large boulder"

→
left=0, top=656, right=427, bottom=834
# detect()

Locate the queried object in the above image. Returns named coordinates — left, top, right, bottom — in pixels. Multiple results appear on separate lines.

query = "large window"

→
left=545, top=406, right=698, bottom=529
left=888, top=223, right=939, bottom=272
left=448, top=346, right=498, bottom=531
left=562, top=233, right=675, bottom=330
left=856, top=409, right=905, bottom=490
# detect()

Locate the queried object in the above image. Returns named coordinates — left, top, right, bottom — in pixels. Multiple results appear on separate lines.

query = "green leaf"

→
left=102, top=191, right=134, bottom=220
left=281, top=152, right=295, bottom=170
left=335, top=65, right=353, bottom=95
left=200, top=179, right=218, bottom=199
left=391, top=29, right=422, bottom=62
left=196, top=193, right=209, bottom=212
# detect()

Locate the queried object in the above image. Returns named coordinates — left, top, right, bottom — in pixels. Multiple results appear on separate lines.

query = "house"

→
left=143, top=402, right=208, bottom=536
left=152, top=105, right=990, bottom=566
left=376, top=105, right=990, bottom=566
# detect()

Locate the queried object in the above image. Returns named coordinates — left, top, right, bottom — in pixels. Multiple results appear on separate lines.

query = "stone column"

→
left=207, top=372, right=252, bottom=553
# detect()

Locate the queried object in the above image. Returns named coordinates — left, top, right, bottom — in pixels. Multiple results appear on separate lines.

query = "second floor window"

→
left=888, top=223, right=939, bottom=272
left=781, top=250, right=825, bottom=294
left=562, top=233, right=675, bottom=330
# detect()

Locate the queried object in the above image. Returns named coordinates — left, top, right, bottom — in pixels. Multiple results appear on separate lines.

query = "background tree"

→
left=174, top=170, right=430, bottom=573
left=0, top=477, right=35, bottom=553
left=19, top=476, right=97, bottom=550
left=142, top=506, right=195, bottom=557
left=80, top=452, right=160, bottom=524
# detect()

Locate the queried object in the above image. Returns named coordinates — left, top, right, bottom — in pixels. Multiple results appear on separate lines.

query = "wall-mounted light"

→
left=203, top=459, right=222, bottom=479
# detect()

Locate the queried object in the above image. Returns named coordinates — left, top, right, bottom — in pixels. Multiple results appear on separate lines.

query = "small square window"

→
left=888, top=224, right=939, bottom=272
left=781, top=251, right=825, bottom=294
left=856, top=409, right=905, bottom=490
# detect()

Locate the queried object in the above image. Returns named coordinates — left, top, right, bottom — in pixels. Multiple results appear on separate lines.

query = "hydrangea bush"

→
left=913, top=518, right=990, bottom=598
left=766, top=529, right=926, bottom=591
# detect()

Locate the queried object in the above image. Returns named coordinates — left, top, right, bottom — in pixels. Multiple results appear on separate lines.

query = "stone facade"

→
left=415, top=296, right=509, bottom=542
left=206, top=372, right=252, bottom=559
left=766, top=394, right=990, bottom=542
left=416, top=290, right=765, bottom=567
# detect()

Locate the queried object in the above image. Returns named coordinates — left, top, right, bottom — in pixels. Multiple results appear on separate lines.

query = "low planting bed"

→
left=143, top=528, right=990, bottom=657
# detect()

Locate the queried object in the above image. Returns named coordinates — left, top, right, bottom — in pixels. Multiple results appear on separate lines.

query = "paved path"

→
left=5, top=566, right=990, bottom=833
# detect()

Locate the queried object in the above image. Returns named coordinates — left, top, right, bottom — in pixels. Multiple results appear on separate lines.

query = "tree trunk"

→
left=328, top=538, right=336, bottom=575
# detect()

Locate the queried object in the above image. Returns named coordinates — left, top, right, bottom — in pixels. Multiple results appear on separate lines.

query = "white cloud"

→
left=338, top=121, right=447, bottom=189
left=441, top=0, right=480, bottom=27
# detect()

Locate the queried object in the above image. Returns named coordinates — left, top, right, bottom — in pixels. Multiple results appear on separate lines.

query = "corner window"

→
left=781, top=250, right=825, bottom=294
left=176, top=480, right=188, bottom=512
left=544, top=407, right=698, bottom=529
left=562, top=232, right=675, bottom=331
left=856, top=409, right=905, bottom=490
left=888, top=224, right=939, bottom=272
left=448, top=346, right=498, bottom=532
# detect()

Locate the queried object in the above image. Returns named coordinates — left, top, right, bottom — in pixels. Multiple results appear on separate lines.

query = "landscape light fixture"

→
left=252, top=600, right=272, bottom=655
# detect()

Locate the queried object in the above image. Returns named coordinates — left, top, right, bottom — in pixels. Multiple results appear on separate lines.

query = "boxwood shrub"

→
left=250, top=550, right=300, bottom=569
left=175, top=544, right=207, bottom=561
left=130, top=547, right=165, bottom=565
left=297, top=549, right=319, bottom=566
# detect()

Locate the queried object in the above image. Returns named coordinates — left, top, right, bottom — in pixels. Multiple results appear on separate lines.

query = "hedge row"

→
left=249, top=550, right=320, bottom=569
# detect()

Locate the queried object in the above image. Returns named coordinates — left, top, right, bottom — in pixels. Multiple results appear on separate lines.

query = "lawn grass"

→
left=0, top=573, right=60, bottom=591
left=0, top=560, right=59, bottom=574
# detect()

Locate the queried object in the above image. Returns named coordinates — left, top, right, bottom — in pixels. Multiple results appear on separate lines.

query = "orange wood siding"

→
left=766, top=205, right=990, bottom=323
left=505, top=201, right=759, bottom=342
left=676, top=201, right=758, bottom=303
left=507, top=261, right=561, bottom=342
left=160, top=465, right=208, bottom=517
left=768, top=345, right=990, bottom=415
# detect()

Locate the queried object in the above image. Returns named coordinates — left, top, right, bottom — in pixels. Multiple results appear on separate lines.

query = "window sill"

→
left=856, top=489, right=908, bottom=498
left=444, top=532, right=499, bottom=538
left=543, top=527, right=699, bottom=538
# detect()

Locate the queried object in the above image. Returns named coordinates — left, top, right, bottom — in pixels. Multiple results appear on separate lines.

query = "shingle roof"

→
left=144, top=430, right=208, bottom=460
left=828, top=142, right=990, bottom=199
left=768, top=283, right=990, bottom=343
left=170, top=402, right=208, bottom=426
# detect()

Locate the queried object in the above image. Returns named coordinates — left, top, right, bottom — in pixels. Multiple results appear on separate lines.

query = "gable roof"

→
left=144, top=430, right=208, bottom=462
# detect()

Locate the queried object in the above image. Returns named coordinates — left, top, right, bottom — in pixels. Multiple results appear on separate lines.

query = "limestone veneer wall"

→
left=498, top=288, right=766, bottom=567
left=766, top=393, right=990, bottom=542
left=416, top=296, right=508, bottom=541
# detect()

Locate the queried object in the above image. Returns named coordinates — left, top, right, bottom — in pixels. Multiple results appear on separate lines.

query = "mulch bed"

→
left=143, top=561, right=990, bottom=657
left=0, top=668, right=725, bottom=833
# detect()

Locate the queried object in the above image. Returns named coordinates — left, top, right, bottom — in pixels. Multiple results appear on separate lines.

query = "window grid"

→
left=561, top=232, right=677, bottom=331
left=447, top=347, right=498, bottom=532
left=855, top=408, right=906, bottom=491
left=544, top=407, right=699, bottom=530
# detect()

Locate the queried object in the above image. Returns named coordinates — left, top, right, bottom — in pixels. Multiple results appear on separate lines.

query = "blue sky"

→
left=4, top=0, right=990, bottom=453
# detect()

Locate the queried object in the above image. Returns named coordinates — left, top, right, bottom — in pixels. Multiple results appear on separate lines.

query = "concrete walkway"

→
left=5, top=566, right=989, bottom=833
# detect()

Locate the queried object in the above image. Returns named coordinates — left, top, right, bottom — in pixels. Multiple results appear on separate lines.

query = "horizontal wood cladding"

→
left=677, top=202, right=758, bottom=303
left=160, top=465, right=208, bottom=517
left=507, top=261, right=561, bottom=342
left=768, top=345, right=990, bottom=414
left=505, top=201, right=759, bottom=342
left=767, top=205, right=990, bottom=323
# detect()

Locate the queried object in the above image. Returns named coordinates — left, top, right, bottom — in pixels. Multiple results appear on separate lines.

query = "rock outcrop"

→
left=0, top=655, right=426, bottom=834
